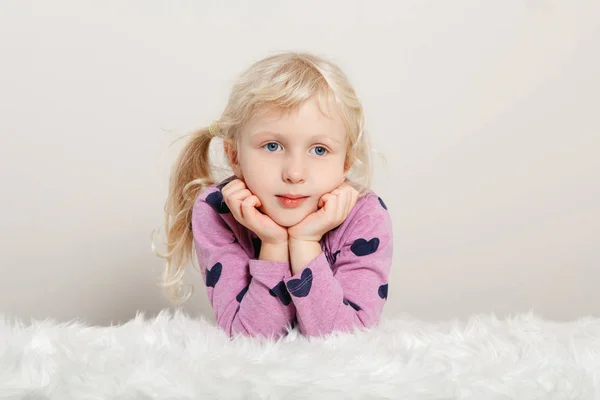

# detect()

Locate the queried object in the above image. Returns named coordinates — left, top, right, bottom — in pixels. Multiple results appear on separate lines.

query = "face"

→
left=225, top=96, right=349, bottom=227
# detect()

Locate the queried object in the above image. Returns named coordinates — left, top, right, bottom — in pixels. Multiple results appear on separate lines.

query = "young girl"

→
left=156, top=52, right=393, bottom=340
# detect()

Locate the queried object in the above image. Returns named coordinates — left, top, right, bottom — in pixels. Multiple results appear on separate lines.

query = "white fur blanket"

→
left=1, top=310, right=599, bottom=400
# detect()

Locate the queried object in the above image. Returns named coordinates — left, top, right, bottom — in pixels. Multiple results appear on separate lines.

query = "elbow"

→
left=230, top=323, right=290, bottom=341
left=217, top=312, right=290, bottom=341
left=357, top=310, right=380, bottom=330
left=301, top=311, right=380, bottom=338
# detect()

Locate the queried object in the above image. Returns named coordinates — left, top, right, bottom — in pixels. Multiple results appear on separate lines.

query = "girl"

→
left=156, top=52, right=393, bottom=340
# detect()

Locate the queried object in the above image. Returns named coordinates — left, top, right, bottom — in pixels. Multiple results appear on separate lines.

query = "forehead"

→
left=243, top=97, right=346, bottom=142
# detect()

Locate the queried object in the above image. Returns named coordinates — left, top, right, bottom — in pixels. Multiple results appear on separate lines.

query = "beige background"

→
left=1, top=1, right=598, bottom=326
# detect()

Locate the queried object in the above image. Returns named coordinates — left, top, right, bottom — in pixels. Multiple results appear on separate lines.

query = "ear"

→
left=343, top=155, right=353, bottom=176
left=224, top=140, right=242, bottom=178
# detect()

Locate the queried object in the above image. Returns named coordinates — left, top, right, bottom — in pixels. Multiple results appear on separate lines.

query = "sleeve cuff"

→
left=248, top=259, right=292, bottom=279
left=283, top=252, right=333, bottom=296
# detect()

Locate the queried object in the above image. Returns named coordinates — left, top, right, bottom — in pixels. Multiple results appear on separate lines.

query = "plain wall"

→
left=1, top=1, right=598, bottom=326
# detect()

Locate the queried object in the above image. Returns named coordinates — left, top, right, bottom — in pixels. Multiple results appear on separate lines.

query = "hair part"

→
left=153, top=51, right=374, bottom=304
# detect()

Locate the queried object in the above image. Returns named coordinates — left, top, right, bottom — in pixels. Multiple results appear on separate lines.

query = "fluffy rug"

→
left=1, top=310, right=599, bottom=400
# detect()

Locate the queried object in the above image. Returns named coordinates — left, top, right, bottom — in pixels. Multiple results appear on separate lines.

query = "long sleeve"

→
left=191, top=189, right=296, bottom=340
left=282, top=193, right=393, bottom=337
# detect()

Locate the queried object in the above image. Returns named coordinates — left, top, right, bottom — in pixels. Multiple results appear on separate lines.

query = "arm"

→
left=284, top=195, right=393, bottom=337
left=192, top=195, right=296, bottom=340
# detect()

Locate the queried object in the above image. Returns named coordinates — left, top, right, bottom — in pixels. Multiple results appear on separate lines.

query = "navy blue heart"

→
left=206, top=262, right=222, bottom=287
left=236, top=285, right=249, bottom=302
left=343, top=298, right=361, bottom=311
left=325, top=249, right=341, bottom=266
left=378, top=197, right=387, bottom=210
left=252, top=237, right=262, bottom=259
left=286, top=268, right=313, bottom=297
left=269, top=281, right=292, bottom=305
left=350, top=238, right=380, bottom=256
left=205, top=191, right=230, bottom=214
left=378, top=283, right=388, bottom=299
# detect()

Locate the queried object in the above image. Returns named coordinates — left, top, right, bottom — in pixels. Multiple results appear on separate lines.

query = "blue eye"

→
left=263, top=142, right=281, bottom=152
left=312, top=146, right=328, bottom=156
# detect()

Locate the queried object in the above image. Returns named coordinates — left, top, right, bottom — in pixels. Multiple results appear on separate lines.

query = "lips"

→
left=277, top=194, right=307, bottom=200
left=276, top=195, right=308, bottom=208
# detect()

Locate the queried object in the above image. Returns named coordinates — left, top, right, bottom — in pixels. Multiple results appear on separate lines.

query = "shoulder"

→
left=326, top=189, right=392, bottom=244
left=192, top=175, right=241, bottom=237
left=351, top=190, right=390, bottom=221
left=351, top=190, right=392, bottom=233
left=193, top=175, right=237, bottom=214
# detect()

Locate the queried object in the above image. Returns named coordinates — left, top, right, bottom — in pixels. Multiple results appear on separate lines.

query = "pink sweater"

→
left=191, top=177, right=394, bottom=339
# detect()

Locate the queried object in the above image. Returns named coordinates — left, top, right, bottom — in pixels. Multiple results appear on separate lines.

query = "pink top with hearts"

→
left=191, top=177, right=394, bottom=339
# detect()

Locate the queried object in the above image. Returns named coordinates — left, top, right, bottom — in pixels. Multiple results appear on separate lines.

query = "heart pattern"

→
left=269, top=281, right=292, bottom=305
left=206, top=191, right=230, bottom=214
left=343, top=298, right=361, bottom=311
left=236, top=285, right=249, bottom=302
left=325, top=249, right=341, bottom=266
left=350, top=238, right=380, bottom=256
left=378, top=284, right=388, bottom=299
left=206, top=262, right=222, bottom=288
left=286, top=268, right=313, bottom=297
left=202, top=189, right=391, bottom=325
left=378, top=197, right=387, bottom=210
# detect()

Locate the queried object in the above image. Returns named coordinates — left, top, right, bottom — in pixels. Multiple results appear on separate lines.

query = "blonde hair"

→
left=153, top=51, right=374, bottom=304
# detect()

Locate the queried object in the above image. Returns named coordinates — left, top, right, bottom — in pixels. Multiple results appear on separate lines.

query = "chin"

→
left=271, top=214, right=304, bottom=228
left=267, top=206, right=312, bottom=228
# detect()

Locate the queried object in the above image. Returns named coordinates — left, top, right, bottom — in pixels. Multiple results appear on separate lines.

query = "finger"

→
left=223, top=188, right=251, bottom=218
left=338, top=190, right=349, bottom=220
left=323, top=193, right=339, bottom=216
left=242, top=196, right=267, bottom=230
left=335, top=182, right=350, bottom=192
left=341, top=190, right=351, bottom=217
left=226, top=194, right=245, bottom=224
left=331, top=184, right=347, bottom=196
left=347, top=190, right=357, bottom=215
left=347, top=190, right=355, bottom=212
left=346, top=189, right=358, bottom=215
left=221, top=178, right=242, bottom=193
left=241, top=195, right=261, bottom=219
left=222, top=183, right=248, bottom=222
left=228, top=188, right=252, bottom=204
left=340, top=189, right=354, bottom=219
left=319, top=193, right=333, bottom=209
left=351, top=189, right=358, bottom=208
left=221, top=179, right=244, bottom=197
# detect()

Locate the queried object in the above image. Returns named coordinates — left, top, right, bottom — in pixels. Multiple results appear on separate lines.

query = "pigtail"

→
left=153, top=51, right=376, bottom=304
left=153, top=126, right=216, bottom=304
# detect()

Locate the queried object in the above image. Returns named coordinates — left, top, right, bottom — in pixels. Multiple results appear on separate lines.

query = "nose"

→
left=282, top=154, right=306, bottom=184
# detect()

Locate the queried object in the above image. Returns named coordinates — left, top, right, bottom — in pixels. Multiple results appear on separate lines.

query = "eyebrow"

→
left=252, top=131, right=342, bottom=145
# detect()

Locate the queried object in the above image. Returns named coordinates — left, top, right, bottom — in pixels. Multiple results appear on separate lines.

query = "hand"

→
left=287, top=183, right=359, bottom=243
left=221, top=179, right=288, bottom=245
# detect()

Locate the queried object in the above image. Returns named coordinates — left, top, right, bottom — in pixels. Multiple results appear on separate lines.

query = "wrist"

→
left=259, top=240, right=289, bottom=262
left=289, top=237, right=322, bottom=255
left=288, top=237, right=320, bottom=246
left=288, top=238, right=322, bottom=275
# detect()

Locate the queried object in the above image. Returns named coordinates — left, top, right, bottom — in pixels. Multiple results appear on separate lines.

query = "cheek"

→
left=244, top=177, right=266, bottom=198
left=238, top=156, right=261, bottom=187
left=315, top=169, right=346, bottom=193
